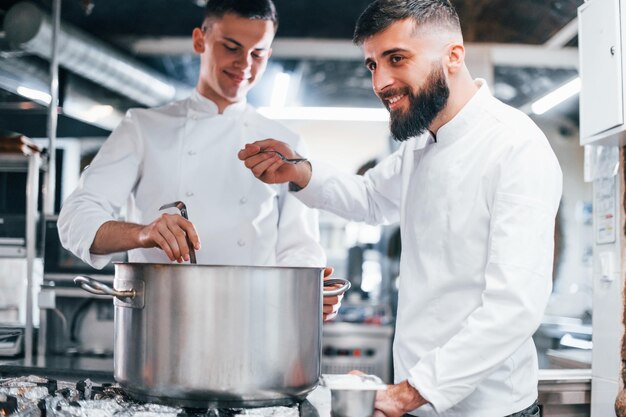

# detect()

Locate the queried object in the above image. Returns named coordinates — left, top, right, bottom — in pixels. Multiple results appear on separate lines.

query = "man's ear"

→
left=446, top=43, right=465, bottom=74
left=192, top=28, right=205, bottom=54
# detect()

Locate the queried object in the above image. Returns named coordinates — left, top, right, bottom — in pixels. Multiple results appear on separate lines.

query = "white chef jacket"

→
left=295, top=80, right=562, bottom=416
left=58, top=90, right=326, bottom=269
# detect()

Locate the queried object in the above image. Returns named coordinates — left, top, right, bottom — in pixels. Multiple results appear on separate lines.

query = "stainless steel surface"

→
left=4, top=2, right=189, bottom=107
left=38, top=284, right=116, bottom=357
left=321, top=279, right=351, bottom=297
left=24, top=152, right=40, bottom=366
left=260, top=150, right=309, bottom=164
left=538, top=369, right=591, bottom=417
left=40, top=285, right=113, bottom=299
left=331, top=390, right=376, bottom=417
left=322, top=323, right=393, bottom=383
left=0, top=153, right=41, bottom=363
left=74, top=276, right=136, bottom=299
left=44, top=0, right=60, bottom=216
left=0, top=246, right=26, bottom=257
left=0, top=238, right=25, bottom=245
left=322, top=374, right=385, bottom=417
left=158, top=201, right=196, bottom=264
left=0, top=327, right=23, bottom=357
left=44, top=273, right=114, bottom=283
left=76, top=263, right=350, bottom=408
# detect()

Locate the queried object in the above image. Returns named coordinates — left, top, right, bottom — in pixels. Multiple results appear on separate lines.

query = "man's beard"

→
left=382, top=65, right=450, bottom=142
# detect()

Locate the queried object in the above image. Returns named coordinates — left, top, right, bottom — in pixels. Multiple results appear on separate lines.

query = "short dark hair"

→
left=353, top=0, right=460, bottom=45
left=204, top=0, right=278, bottom=30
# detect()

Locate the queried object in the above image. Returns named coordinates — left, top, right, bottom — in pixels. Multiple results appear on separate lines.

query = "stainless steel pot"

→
left=75, top=263, right=350, bottom=408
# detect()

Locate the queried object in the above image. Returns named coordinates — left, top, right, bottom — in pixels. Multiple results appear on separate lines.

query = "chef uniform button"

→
left=237, top=239, right=246, bottom=247
left=239, top=197, right=247, bottom=204
left=188, top=150, right=197, bottom=156
left=186, top=191, right=194, bottom=197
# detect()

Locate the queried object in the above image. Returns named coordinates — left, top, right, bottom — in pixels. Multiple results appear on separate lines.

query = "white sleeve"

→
left=57, top=110, right=144, bottom=269
left=294, top=146, right=404, bottom=226
left=408, top=139, right=563, bottom=412
left=274, top=187, right=326, bottom=267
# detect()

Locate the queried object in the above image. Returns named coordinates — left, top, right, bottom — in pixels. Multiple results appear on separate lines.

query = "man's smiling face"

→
left=363, top=18, right=450, bottom=140
left=193, top=13, right=275, bottom=109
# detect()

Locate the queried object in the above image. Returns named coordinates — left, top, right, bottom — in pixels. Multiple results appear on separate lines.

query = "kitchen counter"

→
left=538, top=368, right=591, bottom=417
left=0, top=354, right=114, bottom=382
left=545, top=348, right=592, bottom=369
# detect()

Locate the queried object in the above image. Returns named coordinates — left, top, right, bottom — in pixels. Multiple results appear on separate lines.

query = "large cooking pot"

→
left=75, top=263, right=350, bottom=408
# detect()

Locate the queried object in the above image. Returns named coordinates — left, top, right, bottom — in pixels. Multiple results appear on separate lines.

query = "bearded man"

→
left=238, top=0, right=561, bottom=416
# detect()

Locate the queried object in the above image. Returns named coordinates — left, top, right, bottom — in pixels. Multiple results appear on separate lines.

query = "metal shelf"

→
left=0, top=244, right=27, bottom=258
left=0, top=153, right=32, bottom=171
left=0, top=151, right=42, bottom=365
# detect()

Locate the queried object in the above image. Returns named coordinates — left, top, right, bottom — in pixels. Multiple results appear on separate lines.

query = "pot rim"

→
left=113, top=262, right=325, bottom=271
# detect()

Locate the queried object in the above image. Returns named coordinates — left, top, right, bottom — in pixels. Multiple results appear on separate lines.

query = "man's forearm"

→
left=90, top=220, right=145, bottom=254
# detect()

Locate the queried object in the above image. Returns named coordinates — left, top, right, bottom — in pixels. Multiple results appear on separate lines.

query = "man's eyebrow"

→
left=381, top=47, right=409, bottom=57
left=364, top=48, right=410, bottom=66
left=223, top=36, right=269, bottom=51
left=222, top=36, right=242, bottom=47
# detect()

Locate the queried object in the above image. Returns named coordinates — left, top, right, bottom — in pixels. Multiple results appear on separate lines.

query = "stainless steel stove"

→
left=0, top=375, right=325, bottom=417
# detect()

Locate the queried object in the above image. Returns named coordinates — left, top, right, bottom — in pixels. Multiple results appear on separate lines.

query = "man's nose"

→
left=234, top=52, right=253, bottom=70
left=372, top=67, right=393, bottom=95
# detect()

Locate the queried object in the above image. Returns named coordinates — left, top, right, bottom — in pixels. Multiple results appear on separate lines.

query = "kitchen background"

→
left=0, top=0, right=618, bottom=415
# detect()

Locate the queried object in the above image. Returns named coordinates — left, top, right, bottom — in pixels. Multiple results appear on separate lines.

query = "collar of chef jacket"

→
left=435, top=78, right=492, bottom=146
left=409, top=79, right=491, bottom=158
left=188, top=88, right=248, bottom=118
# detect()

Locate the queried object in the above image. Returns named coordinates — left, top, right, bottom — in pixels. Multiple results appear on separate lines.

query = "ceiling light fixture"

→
left=258, top=106, right=389, bottom=121
left=17, top=86, right=52, bottom=104
left=81, top=104, right=115, bottom=122
left=531, top=77, right=581, bottom=115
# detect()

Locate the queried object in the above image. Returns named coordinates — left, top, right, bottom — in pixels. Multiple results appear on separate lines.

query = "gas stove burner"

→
left=0, top=376, right=306, bottom=417
left=176, top=406, right=300, bottom=417
left=0, top=394, right=18, bottom=416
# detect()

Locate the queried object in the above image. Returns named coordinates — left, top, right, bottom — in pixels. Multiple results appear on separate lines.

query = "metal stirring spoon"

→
left=259, top=150, right=308, bottom=164
left=159, top=201, right=197, bottom=264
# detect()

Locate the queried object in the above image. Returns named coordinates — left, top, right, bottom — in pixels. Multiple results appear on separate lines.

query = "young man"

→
left=59, top=0, right=341, bottom=320
left=239, top=0, right=561, bottom=415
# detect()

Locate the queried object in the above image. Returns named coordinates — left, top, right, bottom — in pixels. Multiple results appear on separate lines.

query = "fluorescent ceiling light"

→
left=82, top=104, right=114, bottom=122
left=531, top=77, right=580, bottom=115
left=270, top=72, right=291, bottom=108
left=17, top=86, right=52, bottom=104
left=258, top=106, right=389, bottom=121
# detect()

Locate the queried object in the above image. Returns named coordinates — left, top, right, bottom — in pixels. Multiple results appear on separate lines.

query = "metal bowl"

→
left=322, top=374, right=387, bottom=417
left=331, top=389, right=377, bottom=417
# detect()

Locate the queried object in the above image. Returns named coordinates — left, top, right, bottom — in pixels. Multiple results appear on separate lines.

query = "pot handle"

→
left=74, top=276, right=136, bottom=299
left=323, top=278, right=351, bottom=297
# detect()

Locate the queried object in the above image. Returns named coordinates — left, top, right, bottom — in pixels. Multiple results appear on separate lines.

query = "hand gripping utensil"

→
left=259, top=150, right=308, bottom=164
left=159, top=201, right=197, bottom=264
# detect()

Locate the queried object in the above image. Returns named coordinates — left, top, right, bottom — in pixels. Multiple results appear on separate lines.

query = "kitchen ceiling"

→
left=0, top=0, right=583, bottom=136
left=1, top=0, right=579, bottom=43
